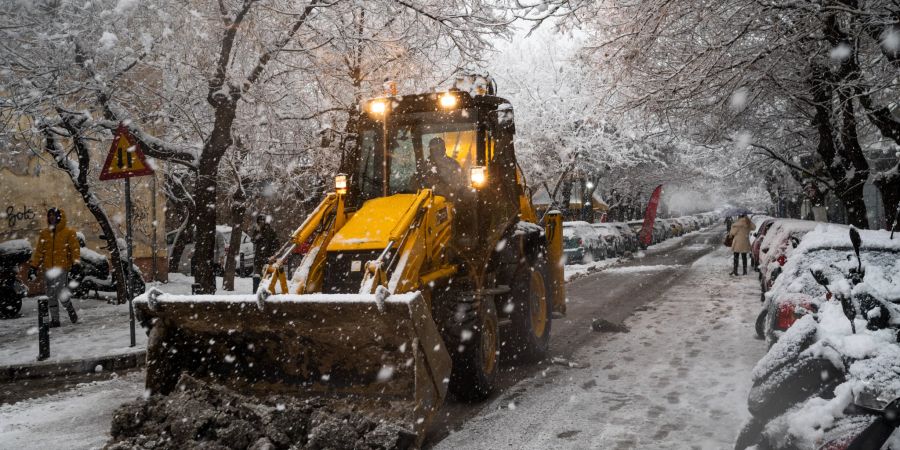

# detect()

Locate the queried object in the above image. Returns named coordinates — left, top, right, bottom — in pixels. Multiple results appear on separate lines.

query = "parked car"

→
left=166, top=226, right=255, bottom=276
left=592, top=223, right=625, bottom=256
left=750, top=218, right=776, bottom=270
left=652, top=220, right=669, bottom=244
left=562, top=221, right=607, bottom=264
left=0, top=239, right=31, bottom=318
left=757, top=220, right=820, bottom=293
left=664, top=219, right=683, bottom=237
left=610, top=222, right=639, bottom=253
left=736, top=228, right=900, bottom=449
left=215, top=225, right=255, bottom=277
left=759, top=226, right=900, bottom=345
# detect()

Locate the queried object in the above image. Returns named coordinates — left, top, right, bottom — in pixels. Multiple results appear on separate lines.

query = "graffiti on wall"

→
left=5, top=205, right=37, bottom=229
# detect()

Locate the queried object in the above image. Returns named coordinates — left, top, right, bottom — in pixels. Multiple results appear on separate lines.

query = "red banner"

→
left=639, top=185, right=663, bottom=246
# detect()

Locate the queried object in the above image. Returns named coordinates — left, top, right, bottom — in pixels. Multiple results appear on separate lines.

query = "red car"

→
left=750, top=218, right=775, bottom=270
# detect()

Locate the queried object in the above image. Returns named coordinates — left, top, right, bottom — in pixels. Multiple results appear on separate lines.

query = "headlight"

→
left=335, top=173, right=348, bottom=194
left=470, top=166, right=486, bottom=188
left=439, top=93, right=457, bottom=109
left=368, top=99, right=387, bottom=115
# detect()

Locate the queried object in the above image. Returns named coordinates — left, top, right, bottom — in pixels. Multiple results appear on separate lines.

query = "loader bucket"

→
left=133, top=290, right=451, bottom=446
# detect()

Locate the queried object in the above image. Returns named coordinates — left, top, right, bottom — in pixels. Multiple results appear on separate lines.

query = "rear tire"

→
left=446, top=293, right=499, bottom=402
left=506, top=255, right=551, bottom=362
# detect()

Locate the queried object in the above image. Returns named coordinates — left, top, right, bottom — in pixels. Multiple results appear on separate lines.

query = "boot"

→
left=50, top=320, right=61, bottom=328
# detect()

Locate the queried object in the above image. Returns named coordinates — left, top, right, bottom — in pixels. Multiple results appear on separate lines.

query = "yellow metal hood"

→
left=328, top=194, right=420, bottom=252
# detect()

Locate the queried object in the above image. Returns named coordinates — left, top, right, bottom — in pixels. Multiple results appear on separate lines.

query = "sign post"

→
left=99, top=124, right=154, bottom=347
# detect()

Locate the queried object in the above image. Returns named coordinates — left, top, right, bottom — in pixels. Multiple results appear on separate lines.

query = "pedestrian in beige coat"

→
left=728, top=214, right=755, bottom=275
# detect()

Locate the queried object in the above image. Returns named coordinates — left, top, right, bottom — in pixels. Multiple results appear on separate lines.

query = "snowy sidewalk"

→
left=0, top=274, right=253, bottom=379
left=435, top=246, right=765, bottom=449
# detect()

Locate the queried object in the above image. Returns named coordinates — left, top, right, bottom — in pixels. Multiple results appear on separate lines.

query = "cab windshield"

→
left=356, top=109, right=480, bottom=199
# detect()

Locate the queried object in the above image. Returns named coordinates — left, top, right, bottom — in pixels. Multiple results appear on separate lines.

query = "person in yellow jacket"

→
left=29, top=208, right=80, bottom=327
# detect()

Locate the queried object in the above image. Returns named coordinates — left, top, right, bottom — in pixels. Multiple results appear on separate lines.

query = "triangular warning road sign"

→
left=99, top=124, right=155, bottom=181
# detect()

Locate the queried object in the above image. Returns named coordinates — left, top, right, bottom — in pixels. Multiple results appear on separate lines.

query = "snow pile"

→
left=604, top=264, right=680, bottom=274
left=105, top=375, right=415, bottom=450
left=563, top=257, right=618, bottom=281
left=0, top=239, right=32, bottom=261
left=757, top=301, right=900, bottom=448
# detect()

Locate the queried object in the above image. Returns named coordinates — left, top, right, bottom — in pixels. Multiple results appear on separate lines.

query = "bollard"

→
left=252, top=275, right=261, bottom=293
left=37, top=296, right=50, bottom=361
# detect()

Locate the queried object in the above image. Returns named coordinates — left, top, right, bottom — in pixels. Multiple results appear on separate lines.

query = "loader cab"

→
left=349, top=91, right=521, bottom=219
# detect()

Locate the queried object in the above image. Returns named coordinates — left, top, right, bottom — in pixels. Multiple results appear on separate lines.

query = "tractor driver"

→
left=423, top=137, right=468, bottom=201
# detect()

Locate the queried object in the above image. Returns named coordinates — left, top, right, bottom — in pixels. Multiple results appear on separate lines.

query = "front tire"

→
left=446, top=293, right=499, bottom=402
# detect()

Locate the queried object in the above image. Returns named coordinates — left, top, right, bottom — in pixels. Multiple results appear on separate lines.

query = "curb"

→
left=0, top=350, right=146, bottom=382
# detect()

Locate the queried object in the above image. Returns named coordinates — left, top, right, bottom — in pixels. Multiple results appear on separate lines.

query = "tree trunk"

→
left=167, top=215, right=192, bottom=274
left=192, top=100, right=238, bottom=293
left=222, top=189, right=246, bottom=291
left=875, top=166, right=900, bottom=230
left=45, top=118, right=129, bottom=305
left=809, top=65, right=869, bottom=228
left=192, top=147, right=228, bottom=294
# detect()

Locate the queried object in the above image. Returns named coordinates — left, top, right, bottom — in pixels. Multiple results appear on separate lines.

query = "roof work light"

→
left=439, top=93, right=458, bottom=109
left=368, top=99, right=387, bottom=115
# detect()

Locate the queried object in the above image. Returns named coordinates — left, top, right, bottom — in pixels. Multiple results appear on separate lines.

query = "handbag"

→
left=723, top=234, right=733, bottom=247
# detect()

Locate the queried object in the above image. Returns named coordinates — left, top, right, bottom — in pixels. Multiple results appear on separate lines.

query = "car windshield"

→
left=357, top=109, right=478, bottom=199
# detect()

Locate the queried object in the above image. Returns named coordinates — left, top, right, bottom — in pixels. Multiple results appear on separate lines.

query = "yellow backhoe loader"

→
left=135, top=78, right=565, bottom=446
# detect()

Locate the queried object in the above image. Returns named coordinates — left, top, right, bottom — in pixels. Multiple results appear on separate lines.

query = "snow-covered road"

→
left=434, top=245, right=765, bottom=449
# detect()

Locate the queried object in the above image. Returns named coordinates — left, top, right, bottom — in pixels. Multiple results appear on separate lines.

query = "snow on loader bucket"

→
left=134, top=288, right=451, bottom=447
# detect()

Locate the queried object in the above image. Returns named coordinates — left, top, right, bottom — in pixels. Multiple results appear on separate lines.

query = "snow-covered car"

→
left=757, top=220, right=821, bottom=293
left=760, top=226, right=900, bottom=346
left=592, top=223, right=625, bottom=256
left=663, top=218, right=683, bottom=237
left=738, top=226, right=900, bottom=449
left=652, top=220, right=669, bottom=243
left=610, top=222, right=639, bottom=253
left=215, top=225, right=255, bottom=276
left=750, top=218, right=776, bottom=270
left=563, top=221, right=607, bottom=264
